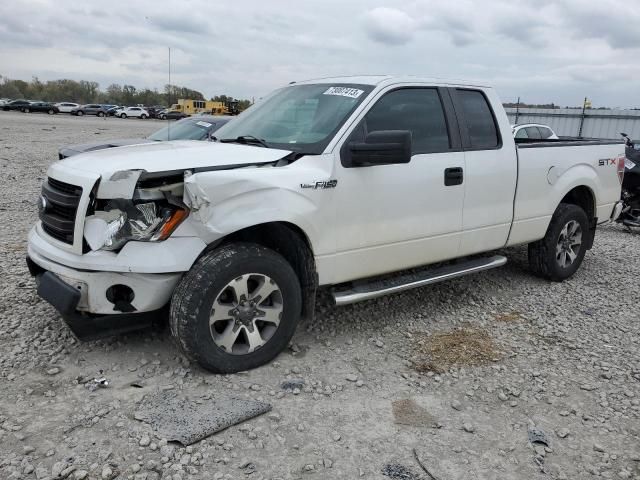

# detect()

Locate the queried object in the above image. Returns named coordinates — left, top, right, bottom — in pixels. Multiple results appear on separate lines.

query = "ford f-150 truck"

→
left=27, top=76, right=625, bottom=373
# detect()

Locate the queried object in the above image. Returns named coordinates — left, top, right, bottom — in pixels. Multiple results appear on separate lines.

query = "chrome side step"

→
left=332, top=255, right=507, bottom=306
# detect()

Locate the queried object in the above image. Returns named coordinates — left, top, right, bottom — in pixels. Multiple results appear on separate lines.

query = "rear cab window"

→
left=454, top=89, right=500, bottom=149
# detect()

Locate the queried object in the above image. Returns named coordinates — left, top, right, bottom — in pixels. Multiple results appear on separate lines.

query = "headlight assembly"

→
left=84, top=200, right=188, bottom=252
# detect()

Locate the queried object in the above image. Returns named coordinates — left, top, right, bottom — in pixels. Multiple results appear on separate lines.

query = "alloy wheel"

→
left=209, top=273, right=283, bottom=355
left=556, top=220, right=582, bottom=268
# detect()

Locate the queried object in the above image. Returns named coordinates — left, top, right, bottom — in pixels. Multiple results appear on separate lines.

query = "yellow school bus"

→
left=169, top=99, right=227, bottom=115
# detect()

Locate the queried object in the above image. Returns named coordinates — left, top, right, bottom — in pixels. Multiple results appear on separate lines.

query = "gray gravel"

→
left=1, top=111, right=640, bottom=479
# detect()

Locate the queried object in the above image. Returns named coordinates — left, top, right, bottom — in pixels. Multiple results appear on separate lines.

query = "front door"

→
left=329, top=86, right=466, bottom=284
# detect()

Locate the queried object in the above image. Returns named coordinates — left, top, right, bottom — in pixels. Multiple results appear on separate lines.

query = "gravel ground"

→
left=1, top=111, right=639, bottom=480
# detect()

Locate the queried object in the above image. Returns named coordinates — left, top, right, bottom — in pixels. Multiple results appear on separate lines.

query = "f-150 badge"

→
left=300, top=180, right=338, bottom=189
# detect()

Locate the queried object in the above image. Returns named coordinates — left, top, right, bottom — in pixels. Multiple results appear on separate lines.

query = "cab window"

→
left=363, top=88, right=451, bottom=155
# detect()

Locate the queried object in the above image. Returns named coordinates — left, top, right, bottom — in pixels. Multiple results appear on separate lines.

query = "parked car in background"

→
left=58, top=115, right=230, bottom=158
left=106, top=106, right=124, bottom=116
left=158, top=109, right=188, bottom=120
left=0, top=98, right=11, bottom=106
left=144, top=105, right=166, bottom=118
left=512, top=123, right=559, bottom=140
left=71, top=104, right=108, bottom=117
left=55, top=102, right=80, bottom=113
left=2, top=99, right=31, bottom=111
left=25, top=102, right=60, bottom=114
left=147, top=105, right=167, bottom=118
left=117, top=106, right=149, bottom=119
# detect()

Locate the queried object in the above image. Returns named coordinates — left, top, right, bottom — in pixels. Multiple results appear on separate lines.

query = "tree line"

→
left=0, top=75, right=251, bottom=110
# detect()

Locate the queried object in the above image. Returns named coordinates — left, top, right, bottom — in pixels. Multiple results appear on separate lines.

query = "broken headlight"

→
left=84, top=200, right=188, bottom=251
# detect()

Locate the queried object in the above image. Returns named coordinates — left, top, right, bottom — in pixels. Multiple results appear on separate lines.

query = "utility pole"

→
left=578, top=96, right=591, bottom=138
left=515, top=96, right=520, bottom=124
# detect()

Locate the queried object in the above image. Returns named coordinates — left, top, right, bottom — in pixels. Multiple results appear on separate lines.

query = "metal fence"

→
left=505, top=107, right=640, bottom=140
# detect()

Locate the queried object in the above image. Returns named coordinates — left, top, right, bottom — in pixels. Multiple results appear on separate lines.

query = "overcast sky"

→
left=1, top=0, right=639, bottom=107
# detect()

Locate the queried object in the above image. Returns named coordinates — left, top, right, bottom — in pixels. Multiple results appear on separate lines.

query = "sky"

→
left=1, top=0, right=639, bottom=107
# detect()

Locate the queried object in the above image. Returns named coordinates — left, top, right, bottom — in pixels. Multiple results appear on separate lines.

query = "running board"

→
left=332, top=255, right=507, bottom=306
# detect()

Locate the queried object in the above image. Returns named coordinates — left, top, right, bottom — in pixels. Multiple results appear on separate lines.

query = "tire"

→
left=77, top=111, right=84, bottom=116
left=97, top=111, right=104, bottom=117
left=120, top=113, right=127, bottom=119
left=47, top=109, right=54, bottom=115
left=140, top=114, right=147, bottom=119
left=170, top=243, right=302, bottom=373
left=23, top=108, right=30, bottom=113
left=160, top=115, right=166, bottom=120
left=528, top=203, right=589, bottom=282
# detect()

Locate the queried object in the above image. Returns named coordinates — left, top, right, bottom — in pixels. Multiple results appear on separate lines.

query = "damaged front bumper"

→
left=27, top=260, right=166, bottom=339
left=26, top=227, right=192, bottom=339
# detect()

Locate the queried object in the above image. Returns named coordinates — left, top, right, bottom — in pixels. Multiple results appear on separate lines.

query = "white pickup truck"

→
left=27, top=76, right=625, bottom=373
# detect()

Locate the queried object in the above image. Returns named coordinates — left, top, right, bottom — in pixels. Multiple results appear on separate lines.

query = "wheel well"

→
left=561, top=186, right=595, bottom=220
left=216, top=222, right=318, bottom=321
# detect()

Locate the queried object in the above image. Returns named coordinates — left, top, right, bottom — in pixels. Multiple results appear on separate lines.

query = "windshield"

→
left=148, top=118, right=217, bottom=141
left=213, top=83, right=374, bottom=154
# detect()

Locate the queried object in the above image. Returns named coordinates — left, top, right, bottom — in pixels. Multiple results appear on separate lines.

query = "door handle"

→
left=444, top=167, right=463, bottom=186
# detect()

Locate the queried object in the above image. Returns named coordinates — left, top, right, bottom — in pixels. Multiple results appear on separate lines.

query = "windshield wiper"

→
left=219, top=135, right=270, bottom=148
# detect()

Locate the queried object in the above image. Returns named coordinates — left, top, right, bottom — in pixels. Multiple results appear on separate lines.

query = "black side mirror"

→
left=349, top=130, right=412, bottom=166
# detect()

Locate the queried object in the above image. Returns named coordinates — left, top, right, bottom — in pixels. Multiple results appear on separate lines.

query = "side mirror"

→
left=349, top=130, right=412, bottom=166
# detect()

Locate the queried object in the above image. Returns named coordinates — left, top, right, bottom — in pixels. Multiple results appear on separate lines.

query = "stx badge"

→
left=300, top=180, right=338, bottom=189
left=598, top=158, right=617, bottom=166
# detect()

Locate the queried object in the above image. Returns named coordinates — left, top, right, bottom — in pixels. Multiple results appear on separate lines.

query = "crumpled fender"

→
left=181, top=161, right=331, bottom=252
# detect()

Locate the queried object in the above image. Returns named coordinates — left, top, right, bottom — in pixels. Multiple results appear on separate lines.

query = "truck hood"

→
left=57, top=140, right=293, bottom=175
left=59, top=138, right=155, bottom=158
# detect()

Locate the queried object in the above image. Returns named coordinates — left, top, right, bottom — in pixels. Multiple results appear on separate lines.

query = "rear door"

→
left=450, top=88, right=518, bottom=256
left=330, top=86, right=466, bottom=283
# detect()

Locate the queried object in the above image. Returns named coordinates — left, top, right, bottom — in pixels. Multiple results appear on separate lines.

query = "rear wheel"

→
left=528, top=203, right=589, bottom=281
left=47, top=109, right=54, bottom=115
left=170, top=243, right=302, bottom=373
left=97, top=111, right=105, bottom=117
left=23, top=107, right=30, bottom=113
left=140, top=114, right=147, bottom=119
left=120, top=113, right=127, bottom=119
left=77, top=111, right=84, bottom=116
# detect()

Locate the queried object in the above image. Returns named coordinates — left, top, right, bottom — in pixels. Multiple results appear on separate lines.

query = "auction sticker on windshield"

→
left=323, top=87, right=364, bottom=99
left=196, top=121, right=213, bottom=128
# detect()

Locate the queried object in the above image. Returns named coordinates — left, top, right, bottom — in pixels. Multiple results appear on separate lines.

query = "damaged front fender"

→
left=183, top=170, right=212, bottom=223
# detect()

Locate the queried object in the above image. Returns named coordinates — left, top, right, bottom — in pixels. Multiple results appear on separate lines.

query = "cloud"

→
left=0, top=0, right=639, bottom=107
left=363, top=7, right=419, bottom=45
left=559, top=1, right=640, bottom=49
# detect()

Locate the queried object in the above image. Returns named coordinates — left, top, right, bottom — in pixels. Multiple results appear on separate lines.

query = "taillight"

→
left=617, top=154, right=625, bottom=184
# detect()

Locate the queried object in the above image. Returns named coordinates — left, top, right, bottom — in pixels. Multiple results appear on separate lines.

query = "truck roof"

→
left=293, top=75, right=491, bottom=89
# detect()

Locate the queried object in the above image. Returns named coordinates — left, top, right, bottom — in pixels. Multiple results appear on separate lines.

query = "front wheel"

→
left=97, top=111, right=105, bottom=117
left=47, top=109, right=54, bottom=114
left=23, top=107, right=30, bottom=113
left=170, top=243, right=302, bottom=373
left=140, top=114, right=147, bottom=119
left=528, top=203, right=589, bottom=281
left=77, top=111, right=84, bottom=116
left=120, top=113, right=127, bottom=119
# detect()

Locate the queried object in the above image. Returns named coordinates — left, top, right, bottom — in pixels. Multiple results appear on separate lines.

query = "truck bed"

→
left=507, top=139, right=625, bottom=246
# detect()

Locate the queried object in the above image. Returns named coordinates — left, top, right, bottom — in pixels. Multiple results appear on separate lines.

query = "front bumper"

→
left=26, top=249, right=182, bottom=340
